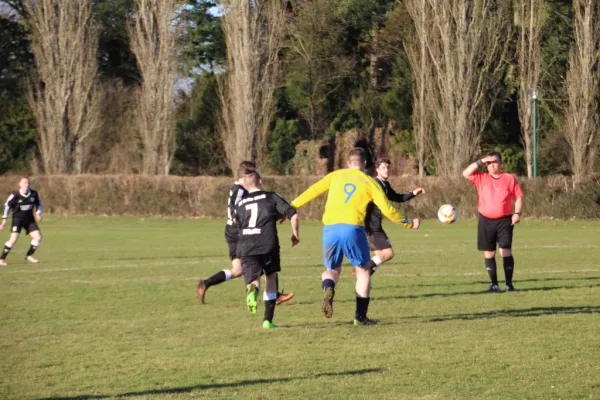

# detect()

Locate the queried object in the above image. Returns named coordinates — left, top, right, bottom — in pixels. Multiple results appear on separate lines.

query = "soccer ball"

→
left=437, top=204, right=458, bottom=224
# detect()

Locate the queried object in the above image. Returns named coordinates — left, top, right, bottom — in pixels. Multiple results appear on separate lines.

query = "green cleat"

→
left=246, top=284, right=258, bottom=315
left=353, top=318, right=378, bottom=326
left=262, top=320, right=277, bottom=329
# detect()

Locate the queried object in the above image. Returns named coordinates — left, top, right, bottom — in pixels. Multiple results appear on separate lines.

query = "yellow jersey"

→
left=291, top=168, right=413, bottom=228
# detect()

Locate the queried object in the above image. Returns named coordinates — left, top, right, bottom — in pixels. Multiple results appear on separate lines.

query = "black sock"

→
left=365, top=259, right=378, bottom=276
left=26, top=244, right=38, bottom=257
left=1, top=245, right=12, bottom=260
left=205, top=271, right=227, bottom=288
left=355, top=296, right=370, bottom=321
left=322, top=279, right=335, bottom=292
left=503, top=256, right=514, bottom=285
left=485, top=258, right=498, bottom=285
left=264, top=299, right=276, bottom=322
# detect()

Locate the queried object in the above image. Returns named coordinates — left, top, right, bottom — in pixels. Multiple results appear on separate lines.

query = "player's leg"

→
left=321, top=225, right=343, bottom=319
left=196, top=229, right=242, bottom=303
left=478, top=215, right=499, bottom=292
left=365, top=231, right=394, bottom=276
left=345, top=226, right=377, bottom=325
left=25, top=225, right=41, bottom=263
left=1, top=225, right=21, bottom=265
left=498, top=218, right=515, bottom=291
left=240, top=256, right=261, bottom=315
left=262, top=252, right=281, bottom=328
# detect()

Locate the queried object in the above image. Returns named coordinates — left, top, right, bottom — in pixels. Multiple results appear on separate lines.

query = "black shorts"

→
left=240, top=250, right=281, bottom=285
left=367, top=230, right=392, bottom=251
left=224, top=225, right=239, bottom=260
left=11, top=219, right=39, bottom=235
left=477, top=214, right=514, bottom=251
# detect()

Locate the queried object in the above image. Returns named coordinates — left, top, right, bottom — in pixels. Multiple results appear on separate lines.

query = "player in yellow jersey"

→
left=291, top=148, right=420, bottom=325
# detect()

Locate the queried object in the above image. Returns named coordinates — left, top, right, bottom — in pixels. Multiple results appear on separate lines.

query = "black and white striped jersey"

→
left=2, top=190, right=42, bottom=221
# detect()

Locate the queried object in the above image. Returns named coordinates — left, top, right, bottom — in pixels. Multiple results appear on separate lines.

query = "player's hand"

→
left=291, top=234, right=300, bottom=247
left=411, top=218, right=420, bottom=230
left=35, top=214, right=42, bottom=223
left=481, top=156, right=496, bottom=164
left=511, top=214, right=520, bottom=225
left=279, top=215, right=287, bottom=224
left=412, top=188, right=425, bottom=196
left=0, top=221, right=5, bottom=230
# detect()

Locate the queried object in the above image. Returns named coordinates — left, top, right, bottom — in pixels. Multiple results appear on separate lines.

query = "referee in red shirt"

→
left=463, top=151, right=523, bottom=292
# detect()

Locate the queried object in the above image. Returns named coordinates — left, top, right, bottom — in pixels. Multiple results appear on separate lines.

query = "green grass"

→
left=1, top=216, right=600, bottom=400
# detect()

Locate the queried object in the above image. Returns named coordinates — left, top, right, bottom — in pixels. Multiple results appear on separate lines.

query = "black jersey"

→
left=2, top=190, right=42, bottom=222
left=235, top=190, right=297, bottom=257
left=365, top=178, right=415, bottom=233
left=227, top=182, right=247, bottom=227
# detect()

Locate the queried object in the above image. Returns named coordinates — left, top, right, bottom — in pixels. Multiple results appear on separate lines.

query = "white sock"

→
left=223, top=269, right=232, bottom=280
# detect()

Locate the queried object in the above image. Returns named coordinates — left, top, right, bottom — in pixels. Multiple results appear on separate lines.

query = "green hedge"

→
left=0, top=174, right=598, bottom=219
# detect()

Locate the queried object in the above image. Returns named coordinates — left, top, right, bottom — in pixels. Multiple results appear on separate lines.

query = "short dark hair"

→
left=375, top=158, right=391, bottom=168
left=347, top=148, right=366, bottom=164
left=486, top=151, right=502, bottom=163
left=237, top=161, right=256, bottom=178
left=242, top=171, right=261, bottom=187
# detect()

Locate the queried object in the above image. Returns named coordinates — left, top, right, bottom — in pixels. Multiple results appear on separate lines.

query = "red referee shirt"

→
left=467, top=172, right=523, bottom=219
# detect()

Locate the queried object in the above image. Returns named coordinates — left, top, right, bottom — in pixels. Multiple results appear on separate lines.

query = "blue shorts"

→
left=322, top=224, right=371, bottom=270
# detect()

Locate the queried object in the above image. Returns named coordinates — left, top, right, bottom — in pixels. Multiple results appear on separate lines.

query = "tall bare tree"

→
left=217, top=0, right=286, bottom=172
left=564, top=0, right=600, bottom=183
left=404, top=0, right=434, bottom=178
left=425, top=0, right=512, bottom=177
left=516, top=0, right=545, bottom=179
left=24, top=0, right=101, bottom=174
left=129, top=0, right=182, bottom=175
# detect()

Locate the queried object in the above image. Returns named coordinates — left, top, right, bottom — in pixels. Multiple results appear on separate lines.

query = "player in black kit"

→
left=234, top=170, right=299, bottom=328
left=196, top=161, right=294, bottom=305
left=363, top=159, right=424, bottom=275
left=0, top=176, right=43, bottom=265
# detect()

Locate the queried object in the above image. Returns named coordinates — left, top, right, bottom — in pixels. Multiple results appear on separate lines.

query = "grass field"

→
left=1, top=216, right=599, bottom=400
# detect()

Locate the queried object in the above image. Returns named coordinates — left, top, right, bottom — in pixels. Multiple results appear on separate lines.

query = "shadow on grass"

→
left=426, top=305, right=600, bottom=322
left=38, top=368, right=384, bottom=400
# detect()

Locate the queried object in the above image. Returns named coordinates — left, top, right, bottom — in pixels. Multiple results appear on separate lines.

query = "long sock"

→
left=503, top=256, right=514, bottom=285
left=367, top=255, right=383, bottom=276
left=205, top=270, right=231, bottom=288
left=26, top=240, right=39, bottom=257
left=355, top=296, right=370, bottom=321
left=485, top=258, right=498, bottom=285
left=264, top=299, right=276, bottom=322
left=2, top=242, right=13, bottom=260
left=322, top=279, right=335, bottom=292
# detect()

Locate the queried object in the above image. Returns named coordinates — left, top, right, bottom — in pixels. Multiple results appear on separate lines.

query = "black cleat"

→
left=322, top=287, right=335, bottom=318
left=505, top=284, right=516, bottom=292
left=354, top=317, right=378, bottom=326
left=488, top=284, right=501, bottom=292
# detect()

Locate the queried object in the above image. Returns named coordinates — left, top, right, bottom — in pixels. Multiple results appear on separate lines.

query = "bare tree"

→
left=217, top=0, right=286, bottom=172
left=24, top=0, right=101, bottom=174
left=516, top=0, right=545, bottom=179
left=425, top=0, right=512, bottom=177
left=404, top=0, right=434, bottom=178
left=564, top=0, right=600, bottom=183
left=129, top=0, right=182, bottom=175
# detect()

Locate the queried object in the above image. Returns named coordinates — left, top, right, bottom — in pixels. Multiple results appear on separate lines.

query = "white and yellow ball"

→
left=437, top=204, right=458, bottom=224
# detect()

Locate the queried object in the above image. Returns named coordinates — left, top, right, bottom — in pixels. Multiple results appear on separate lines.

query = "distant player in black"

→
left=0, top=176, right=43, bottom=265
left=364, top=159, right=424, bottom=275
left=196, top=161, right=294, bottom=305
left=235, top=170, right=299, bottom=329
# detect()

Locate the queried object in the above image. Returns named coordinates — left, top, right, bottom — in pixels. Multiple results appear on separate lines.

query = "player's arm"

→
left=291, top=173, right=332, bottom=209
left=34, top=193, right=42, bottom=222
left=386, top=185, right=418, bottom=203
left=371, top=183, right=416, bottom=229
left=1, top=194, right=16, bottom=230
left=273, top=194, right=300, bottom=246
left=511, top=179, right=524, bottom=225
